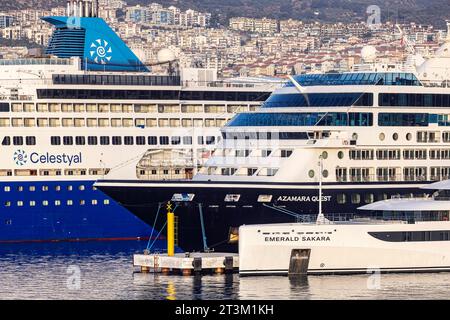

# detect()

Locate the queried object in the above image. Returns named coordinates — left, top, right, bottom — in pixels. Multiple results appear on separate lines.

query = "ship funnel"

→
left=42, top=1, right=148, bottom=72
left=67, top=0, right=99, bottom=18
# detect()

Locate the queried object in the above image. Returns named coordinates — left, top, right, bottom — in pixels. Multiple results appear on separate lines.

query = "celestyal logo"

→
left=31, top=152, right=83, bottom=166
left=90, top=39, right=113, bottom=65
left=13, top=150, right=28, bottom=166
left=14, top=151, right=82, bottom=166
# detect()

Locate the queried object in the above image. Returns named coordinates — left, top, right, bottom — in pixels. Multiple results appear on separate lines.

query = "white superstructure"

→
left=239, top=180, right=450, bottom=275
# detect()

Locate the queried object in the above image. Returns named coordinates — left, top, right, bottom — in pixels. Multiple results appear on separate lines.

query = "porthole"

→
left=352, top=133, right=358, bottom=140
left=351, top=193, right=361, bottom=204
left=337, top=194, right=346, bottom=204
left=379, top=133, right=385, bottom=141
left=308, top=170, right=315, bottom=178
left=364, top=193, right=374, bottom=204
left=406, top=133, right=412, bottom=141
left=393, top=133, right=398, bottom=141
left=338, top=151, right=344, bottom=159
left=322, top=170, right=329, bottom=178
left=377, top=193, right=389, bottom=201
left=321, top=151, right=328, bottom=159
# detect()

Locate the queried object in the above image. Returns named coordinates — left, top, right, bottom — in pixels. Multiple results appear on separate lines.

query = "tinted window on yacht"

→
left=0, top=103, right=10, bottom=112
left=228, top=112, right=373, bottom=127
left=379, top=93, right=450, bottom=107
left=369, top=231, right=450, bottom=242
left=262, top=93, right=373, bottom=108
left=206, top=136, right=215, bottom=145
left=286, top=73, right=421, bottom=87
left=378, top=113, right=429, bottom=127
left=198, top=136, right=204, bottom=145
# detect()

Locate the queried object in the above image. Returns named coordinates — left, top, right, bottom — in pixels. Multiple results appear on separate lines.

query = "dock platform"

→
left=134, top=252, right=239, bottom=276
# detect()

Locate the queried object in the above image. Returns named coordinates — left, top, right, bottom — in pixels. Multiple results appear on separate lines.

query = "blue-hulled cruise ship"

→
left=96, top=22, right=450, bottom=252
left=0, top=0, right=273, bottom=242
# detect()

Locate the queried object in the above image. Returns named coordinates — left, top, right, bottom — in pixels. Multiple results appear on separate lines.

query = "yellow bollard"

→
left=167, top=202, right=175, bottom=257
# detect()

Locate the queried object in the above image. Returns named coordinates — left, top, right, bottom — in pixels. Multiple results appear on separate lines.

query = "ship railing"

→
left=0, top=58, right=73, bottom=66
left=0, top=95, right=34, bottom=101
left=302, top=212, right=450, bottom=225
left=181, top=80, right=285, bottom=89
left=433, top=196, right=450, bottom=201
left=390, top=194, right=430, bottom=200
left=337, top=174, right=428, bottom=183
left=420, top=80, right=450, bottom=88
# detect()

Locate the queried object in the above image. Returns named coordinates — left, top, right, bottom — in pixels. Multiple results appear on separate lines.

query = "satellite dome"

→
left=157, top=48, right=176, bottom=64
left=361, top=46, right=377, bottom=62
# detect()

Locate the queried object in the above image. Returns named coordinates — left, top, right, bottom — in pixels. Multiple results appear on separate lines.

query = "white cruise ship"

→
left=96, top=21, right=450, bottom=252
left=0, top=0, right=276, bottom=242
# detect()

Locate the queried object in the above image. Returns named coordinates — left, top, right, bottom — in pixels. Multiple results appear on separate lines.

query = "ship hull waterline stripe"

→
left=240, top=265, right=450, bottom=275
left=96, top=181, right=427, bottom=190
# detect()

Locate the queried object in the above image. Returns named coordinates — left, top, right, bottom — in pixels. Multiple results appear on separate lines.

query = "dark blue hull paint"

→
left=0, top=180, right=152, bottom=242
left=98, top=181, right=432, bottom=252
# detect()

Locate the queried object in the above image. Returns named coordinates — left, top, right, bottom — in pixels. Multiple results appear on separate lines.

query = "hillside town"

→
left=0, top=0, right=448, bottom=78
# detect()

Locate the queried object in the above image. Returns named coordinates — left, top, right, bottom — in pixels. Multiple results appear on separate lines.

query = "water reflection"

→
left=1, top=241, right=450, bottom=299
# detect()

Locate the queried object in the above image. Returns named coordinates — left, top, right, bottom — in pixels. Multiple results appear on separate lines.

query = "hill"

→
left=2, top=0, right=449, bottom=27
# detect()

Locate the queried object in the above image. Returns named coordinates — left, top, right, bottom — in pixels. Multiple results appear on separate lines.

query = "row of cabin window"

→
left=1, top=136, right=36, bottom=146
left=6, top=103, right=252, bottom=114
left=336, top=193, right=424, bottom=204
left=4, top=199, right=110, bottom=208
left=349, top=149, right=450, bottom=160
left=1, top=169, right=109, bottom=177
left=4, top=184, right=93, bottom=192
left=0, top=118, right=229, bottom=128
left=49, top=135, right=219, bottom=146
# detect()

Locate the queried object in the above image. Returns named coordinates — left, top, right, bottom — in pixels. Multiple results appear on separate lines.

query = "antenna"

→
left=316, top=155, right=326, bottom=224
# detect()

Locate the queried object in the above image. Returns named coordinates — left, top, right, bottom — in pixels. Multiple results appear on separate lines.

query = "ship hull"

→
left=0, top=180, right=152, bottom=243
left=96, top=180, right=431, bottom=252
